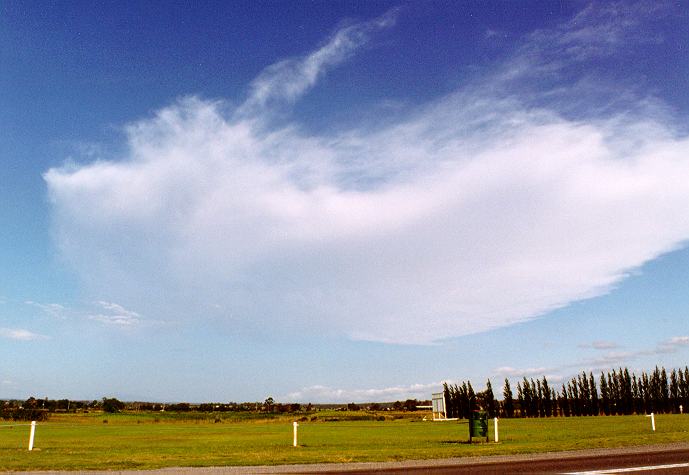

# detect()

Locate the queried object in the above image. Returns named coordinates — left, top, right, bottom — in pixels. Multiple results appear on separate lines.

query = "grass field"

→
left=1, top=411, right=688, bottom=471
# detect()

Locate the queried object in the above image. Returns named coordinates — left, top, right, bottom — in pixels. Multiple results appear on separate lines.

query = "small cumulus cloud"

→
left=654, top=335, right=689, bottom=354
left=592, top=341, right=619, bottom=350
left=495, top=366, right=551, bottom=378
left=0, top=328, right=49, bottom=341
left=668, top=336, right=689, bottom=346
left=493, top=367, right=565, bottom=385
left=579, top=340, right=619, bottom=350
left=44, top=6, right=689, bottom=344
left=583, top=351, right=638, bottom=369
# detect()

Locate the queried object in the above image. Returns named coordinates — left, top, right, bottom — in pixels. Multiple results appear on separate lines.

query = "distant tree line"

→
left=0, top=397, right=52, bottom=421
left=443, top=366, right=689, bottom=418
left=1, top=395, right=434, bottom=421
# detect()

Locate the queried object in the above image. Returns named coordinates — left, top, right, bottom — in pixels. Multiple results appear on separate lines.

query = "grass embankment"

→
left=1, top=411, right=688, bottom=471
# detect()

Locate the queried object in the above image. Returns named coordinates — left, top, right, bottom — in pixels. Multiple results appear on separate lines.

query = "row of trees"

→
left=444, top=366, right=689, bottom=418
left=443, top=380, right=498, bottom=418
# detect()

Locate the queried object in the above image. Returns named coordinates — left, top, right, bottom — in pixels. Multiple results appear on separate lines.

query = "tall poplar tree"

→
left=560, top=384, right=570, bottom=417
left=542, top=376, right=552, bottom=417
left=660, top=367, right=669, bottom=413
left=670, top=369, right=679, bottom=413
left=503, top=378, right=514, bottom=418
left=600, top=372, right=610, bottom=415
left=484, top=379, right=496, bottom=418
left=589, top=372, right=599, bottom=416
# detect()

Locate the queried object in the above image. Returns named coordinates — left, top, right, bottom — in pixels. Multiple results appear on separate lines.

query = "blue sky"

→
left=2, top=1, right=689, bottom=403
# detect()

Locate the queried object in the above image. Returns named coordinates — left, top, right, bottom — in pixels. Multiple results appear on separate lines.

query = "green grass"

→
left=1, top=412, right=688, bottom=471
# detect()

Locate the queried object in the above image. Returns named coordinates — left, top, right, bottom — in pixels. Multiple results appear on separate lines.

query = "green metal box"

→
left=469, top=410, right=488, bottom=442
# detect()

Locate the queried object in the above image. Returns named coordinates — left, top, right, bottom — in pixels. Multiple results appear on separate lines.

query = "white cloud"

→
left=25, top=301, right=67, bottom=319
left=654, top=335, right=689, bottom=354
left=593, top=341, right=619, bottom=350
left=23, top=299, right=150, bottom=329
left=579, top=340, right=619, bottom=350
left=494, top=366, right=551, bottom=378
left=668, top=336, right=689, bottom=346
left=283, top=382, right=439, bottom=403
left=87, top=301, right=142, bottom=327
left=0, top=328, right=48, bottom=341
left=584, top=351, right=638, bottom=368
left=239, top=9, right=397, bottom=114
left=496, top=335, right=689, bottom=384
left=44, top=8, right=689, bottom=344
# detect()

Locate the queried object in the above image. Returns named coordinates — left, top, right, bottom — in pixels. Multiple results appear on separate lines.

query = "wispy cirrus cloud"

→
left=24, top=299, right=146, bottom=328
left=87, top=301, right=142, bottom=327
left=45, top=6, right=689, bottom=344
left=25, top=301, right=68, bottom=319
left=532, top=3, right=657, bottom=61
left=239, top=9, right=397, bottom=114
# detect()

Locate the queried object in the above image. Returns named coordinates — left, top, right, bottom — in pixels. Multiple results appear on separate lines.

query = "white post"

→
left=646, top=413, right=656, bottom=431
left=28, top=421, right=36, bottom=451
left=293, top=421, right=298, bottom=447
left=680, top=404, right=683, bottom=414
left=494, top=417, right=499, bottom=442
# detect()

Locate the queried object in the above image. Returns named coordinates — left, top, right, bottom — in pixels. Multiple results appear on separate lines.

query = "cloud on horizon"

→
left=45, top=5, right=689, bottom=344
left=283, top=381, right=440, bottom=403
left=494, top=334, right=689, bottom=384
